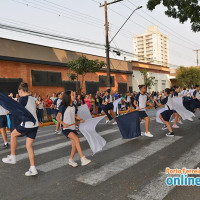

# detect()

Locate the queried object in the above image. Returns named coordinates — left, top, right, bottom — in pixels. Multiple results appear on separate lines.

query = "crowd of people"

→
left=0, top=82, right=200, bottom=176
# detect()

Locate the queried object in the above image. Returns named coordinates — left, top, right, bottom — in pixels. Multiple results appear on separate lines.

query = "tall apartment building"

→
left=133, top=26, right=170, bottom=67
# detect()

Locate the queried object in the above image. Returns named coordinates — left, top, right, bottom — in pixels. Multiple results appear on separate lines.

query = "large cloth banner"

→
left=116, top=111, right=141, bottom=139
left=172, top=97, right=195, bottom=120
left=113, top=98, right=122, bottom=114
left=79, top=116, right=106, bottom=155
left=77, top=104, right=92, bottom=120
left=156, top=108, right=166, bottom=124
left=78, top=104, right=106, bottom=155
left=0, top=91, right=36, bottom=125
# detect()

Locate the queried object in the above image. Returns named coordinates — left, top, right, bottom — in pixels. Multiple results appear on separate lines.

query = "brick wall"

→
left=0, top=60, right=129, bottom=98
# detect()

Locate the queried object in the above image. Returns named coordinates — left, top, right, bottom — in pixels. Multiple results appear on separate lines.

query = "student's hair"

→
left=138, top=85, right=145, bottom=90
left=61, top=91, right=72, bottom=108
left=195, top=85, right=200, bottom=88
left=183, top=87, right=186, bottom=90
left=56, top=92, right=62, bottom=98
left=165, top=88, right=170, bottom=95
left=174, top=86, right=180, bottom=90
left=107, top=89, right=111, bottom=94
left=18, top=82, right=28, bottom=92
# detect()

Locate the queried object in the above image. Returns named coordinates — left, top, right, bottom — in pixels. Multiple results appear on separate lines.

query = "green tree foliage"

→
left=147, top=0, right=200, bottom=32
left=140, top=69, right=155, bottom=90
left=67, top=56, right=105, bottom=93
left=67, top=73, right=77, bottom=81
left=176, top=66, right=200, bottom=87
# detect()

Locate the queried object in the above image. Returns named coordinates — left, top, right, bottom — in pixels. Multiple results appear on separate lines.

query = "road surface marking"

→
left=76, top=136, right=182, bottom=186
left=128, top=140, right=200, bottom=200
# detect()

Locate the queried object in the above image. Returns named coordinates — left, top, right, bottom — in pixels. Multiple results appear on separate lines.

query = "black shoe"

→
left=3, top=143, right=9, bottom=149
left=166, top=132, right=174, bottom=137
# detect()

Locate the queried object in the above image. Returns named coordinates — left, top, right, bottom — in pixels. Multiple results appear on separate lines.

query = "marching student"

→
left=191, top=85, right=200, bottom=118
left=56, top=91, right=91, bottom=167
left=54, top=92, right=63, bottom=134
left=155, top=88, right=175, bottom=137
left=2, top=82, right=39, bottom=176
left=102, top=89, right=117, bottom=124
left=134, top=85, right=154, bottom=137
left=0, top=105, right=9, bottom=148
left=171, top=86, right=183, bottom=128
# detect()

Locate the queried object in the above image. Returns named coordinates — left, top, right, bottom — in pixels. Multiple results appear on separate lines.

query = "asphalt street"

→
left=0, top=109, right=200, bottom=200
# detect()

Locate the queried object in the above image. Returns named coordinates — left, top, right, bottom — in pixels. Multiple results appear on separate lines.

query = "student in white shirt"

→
left=56, top=91, right=91, bottom=167
left=2, top=82, right=39, bottom=176
left=134, top=85, right=154, bottom=137
left=0, top=105, right=9, bottom=148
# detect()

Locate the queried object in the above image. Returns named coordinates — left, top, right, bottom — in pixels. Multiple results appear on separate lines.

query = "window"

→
left=31, top=70, right=62, bottom=86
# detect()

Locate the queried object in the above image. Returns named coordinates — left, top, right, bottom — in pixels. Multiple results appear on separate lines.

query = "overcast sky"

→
left=0, top=0, right=200, bottom=67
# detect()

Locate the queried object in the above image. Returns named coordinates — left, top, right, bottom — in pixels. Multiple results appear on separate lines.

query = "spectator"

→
left=45, top=95, right=53, bottom=121
left=36, top=96, right=44, bottom=123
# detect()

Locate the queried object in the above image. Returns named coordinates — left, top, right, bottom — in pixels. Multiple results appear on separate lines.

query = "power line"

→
left=126, top=0, right=200, bottom=47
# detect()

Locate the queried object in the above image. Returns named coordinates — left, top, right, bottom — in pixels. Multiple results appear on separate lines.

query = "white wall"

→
left=132, top=70, right=170, bottom=92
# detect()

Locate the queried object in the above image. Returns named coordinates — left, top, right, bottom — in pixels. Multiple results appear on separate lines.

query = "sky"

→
left=0, top=0, right=200, bottom=67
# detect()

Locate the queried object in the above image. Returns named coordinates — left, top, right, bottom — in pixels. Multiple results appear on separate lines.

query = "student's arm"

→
left=75, top=114, right=85, bottom=123
left=134, top=94, right=140, bottom=110
left=56, top=106, right=69, bottom=128
left=56, top=113, right=69, bottom=128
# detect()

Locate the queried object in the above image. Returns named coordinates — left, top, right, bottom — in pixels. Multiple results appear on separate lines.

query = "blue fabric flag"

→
left=116, top=111, right=141, bottom=139
left=0, top=91, right=36, bottom=126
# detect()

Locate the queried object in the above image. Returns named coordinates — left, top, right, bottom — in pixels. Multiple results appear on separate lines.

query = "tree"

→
left=176, top=66, right=200, bottom=87
left=147, top=0, right=200, bottom=32
left=67, top=56, right=105, bottom=93
left=140, top=69, right=155, bottom=90
left=67, top=73, right=77, bottom=81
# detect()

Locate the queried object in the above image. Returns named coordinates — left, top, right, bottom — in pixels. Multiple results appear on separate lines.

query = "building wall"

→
left=132, top=70, right=170, bottom=92
left=0, top=60, right=130, bottom=98
left=133, top=26, right=169, bottom=67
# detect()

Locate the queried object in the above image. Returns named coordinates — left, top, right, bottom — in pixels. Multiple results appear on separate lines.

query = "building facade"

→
left=132, top=61, right=171, bottom=92
left=133, top=26, right=170, bottom=67
left=0, top=38, right=133, bottom=97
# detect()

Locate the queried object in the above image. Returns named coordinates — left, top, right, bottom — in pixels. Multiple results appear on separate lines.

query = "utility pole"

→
left=193, top=49, right=200, bottom=67
left=100, top=0, right=123, bottom=88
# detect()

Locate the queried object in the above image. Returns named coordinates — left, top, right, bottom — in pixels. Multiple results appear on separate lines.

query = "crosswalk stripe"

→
left=0, top=135, right=64, bottom=156
left=128, top=140, right=200, bottom=200
left=37, top=137, right=134, bottom=172
left=76, top=136, right=182, bottom=186
left=15, top=128, right=119, bottom=162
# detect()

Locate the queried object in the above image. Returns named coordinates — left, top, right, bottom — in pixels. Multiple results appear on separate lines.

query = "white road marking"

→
left=76, top=136, right=182, bottom=186
left=128, top=140, right=200, bottom=200
left=0, top=134, right=64, bottom=155
left=37, top=137, right=134, bottom=172
left=12, top=128, right=119, bottom=162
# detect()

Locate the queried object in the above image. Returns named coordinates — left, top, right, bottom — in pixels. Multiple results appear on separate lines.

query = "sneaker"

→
left=141, top=132, right=145, bottom=136
left=57, top=131, right=62, bottom=135
left=172, top=125, right=179, bottom=128
left=3, top=143, right=9, bottom=149
left=162, top=125, right=168, bottom=130
left=68, top=159, right=78, bottom=168
left=178, top=120, right=183, bottom=125
left=171, top=119, right=175, bottom=123
left=2, top=155, right=16, bottom=164
left=106, top=120, right=111, bottom=124
left=112, top=122, right=117, bottom=125
left=81, top=156, right=91, bottom=166
left=55, top=130, right=59, bottom=134
left=188, top=117, right=194, bottom=121
left=166, top=132, right=175, bottom=137
left=25, top=167, right=38, bottom=176
left=144, top=132, right=154, bottom=137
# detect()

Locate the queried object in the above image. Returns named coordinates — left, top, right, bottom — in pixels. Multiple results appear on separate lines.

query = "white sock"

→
left=10, top=155, right=16, bottom=159
left=30, top=166, right=36, bottom=170
left=4, top=142, right=8, bottom=145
